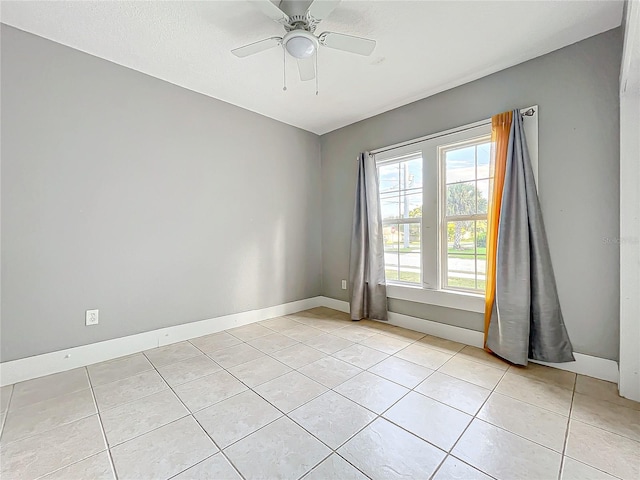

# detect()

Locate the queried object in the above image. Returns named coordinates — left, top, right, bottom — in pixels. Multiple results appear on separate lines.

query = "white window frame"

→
left=374, top=107, right=539, bottom=313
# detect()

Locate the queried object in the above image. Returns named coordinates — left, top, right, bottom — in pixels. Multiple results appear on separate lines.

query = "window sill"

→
left=386, top=283, right=484, bottom=313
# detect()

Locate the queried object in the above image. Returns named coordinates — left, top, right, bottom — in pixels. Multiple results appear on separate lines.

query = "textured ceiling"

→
left=0, top=0, right=624, bottom=134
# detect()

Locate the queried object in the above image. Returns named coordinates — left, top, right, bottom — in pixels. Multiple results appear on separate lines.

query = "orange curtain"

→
left=484, top=111, right=512, bottom=348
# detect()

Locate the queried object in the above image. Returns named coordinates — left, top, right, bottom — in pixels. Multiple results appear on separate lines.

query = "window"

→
left=375, top=123, right=492, bottom=296
left=441, top=136, right=491, bottom=292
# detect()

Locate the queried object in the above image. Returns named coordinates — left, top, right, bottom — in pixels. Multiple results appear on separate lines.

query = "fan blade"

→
left=319, top=32, right=376, bottom=56
left=232, top=37, right=282, bottom=58
left=297, top=57, right=315, bottom=81
left=248, top=0, right=290, bottom=25
left=306, top=0, right=341, bottom=23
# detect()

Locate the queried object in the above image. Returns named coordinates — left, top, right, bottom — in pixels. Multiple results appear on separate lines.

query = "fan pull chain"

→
left=315, top=48, right=319, bottom=96
left=283, top=46, right=287, bottom=91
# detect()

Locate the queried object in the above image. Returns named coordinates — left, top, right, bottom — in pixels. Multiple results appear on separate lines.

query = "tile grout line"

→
left=87, top=367, right=119, bottom=480
left=0, top=385, right=16, bottom=443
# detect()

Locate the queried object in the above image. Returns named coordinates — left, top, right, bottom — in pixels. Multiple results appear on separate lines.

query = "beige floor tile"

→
left=456, top=346, right=510, bottom=371
left=381, top=326, right=426, bottom=341
left=144, top=341, right=202, bottom=367
left=395, top=344, right=453, bottom=370
left=333, top=325, right=378, bottom=342
left=9, top=368, right=90, bottom=410
left=270, top=343, right=327, bottom=368
left=111, top=416, right=217, bottom=480
left=334, top=371, right=409, bottom=414
left=575, top=375, right=640, bottom=411
left=439, top=356, right=505, bottom=390
left=156, top=354, right=222, bottom=387
left=290, top=391, right=376, bottom=449
left=509, top=362, right=576, bottom=390
left=173, top=453, right=241, bottom=480
left=259, top=316, right=301, bottom=332
left=332, top=344, right=389, bottom=369
left=384, top=392, right=472, bottom=451
left=280, top=324, right=326, bottom=343
left=298, top=357, right=363, bottom=388
left=417, top=335, right=466, bottom=355
left=93, top=370, right=167, bottom=411
left=304, top=307, right=341, bottom=317
left=247, top=333, right=298, bottom=354
left=303, top=454, right=368, bottom=480
left=1, top=385, right=13, bottom=413
left=174, top=370, right=247, bottom=413
left=566, top=419, right=640, bottom=480
left=227, top=356, right=291, bottom=387
left=100, top=390, right=188, bottom=446
left=359, top=334, right=410, bottom=355
left=453, top=419, right=562, bottom=480
left=339, top=418, right=445, bottom=480
left=194, top=390, right=282, bottom=448
left=40, top=451, right=115, bottom=480
left=561, top=457, right=619, bottom=480
left=305, top=318, right=350, bottom=333
left=415, top=371, right=491, bottom=415
left=227, top=323, right=273, bottom=342
left=1, top=388, right=96, bottom=444
left=477, top=392, right=568, bottom=452
left=87, top=354, right=153, bottom=387
left=572, top=392, right=640, bottom=441
left=368, top=356, right=434, bottom=388
left=255, top=371, right=327, bottom=413
left=190, top=332, right=242, bottom=354
left=0, top=415, right=106, bottom=480
left=303, top=334, right=354, bottom=354
left=495, top=371, right=573, bottom=416
left=433, top=456, right=493, bottom=480
left=358, top=319, right=397, bottom=334
left=207, top=343, right=265, bottom=369
left=224, top=416, right=331, bottom=480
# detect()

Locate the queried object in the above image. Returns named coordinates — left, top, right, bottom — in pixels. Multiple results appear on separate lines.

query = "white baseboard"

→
left=0, top=295, right=619, bottom=388
left=0, top=297, right=324, bottom=386
left=317, top=297, right=619, bottom=384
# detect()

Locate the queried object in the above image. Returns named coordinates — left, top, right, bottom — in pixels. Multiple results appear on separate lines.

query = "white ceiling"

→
left=1, top=0, right=624, bottom=134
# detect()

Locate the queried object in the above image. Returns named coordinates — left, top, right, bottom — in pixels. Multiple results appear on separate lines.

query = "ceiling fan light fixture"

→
left=284, top=32, right=317, bottom=59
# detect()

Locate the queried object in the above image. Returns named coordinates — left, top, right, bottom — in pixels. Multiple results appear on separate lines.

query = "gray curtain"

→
left=487, top=111, right=574, bottom=365
left=349, top=152, right=388, bottom=321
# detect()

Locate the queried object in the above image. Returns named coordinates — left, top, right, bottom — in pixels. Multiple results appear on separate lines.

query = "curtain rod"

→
left=369, top=107, right=536, bottom=156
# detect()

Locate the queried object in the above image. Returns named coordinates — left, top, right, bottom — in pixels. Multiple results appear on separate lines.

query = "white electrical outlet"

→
left=86, top=309, right=99, bottom=326
left=341, top=280, right=347, bottom=290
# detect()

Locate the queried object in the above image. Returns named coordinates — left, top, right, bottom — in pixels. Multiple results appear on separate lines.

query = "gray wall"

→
left=1, top=26, right=322, bottom=362
left=321, top=28, right=622, bottom=361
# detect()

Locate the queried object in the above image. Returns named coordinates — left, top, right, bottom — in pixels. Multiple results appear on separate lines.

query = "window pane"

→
left=476, top=220, right=487, bottom=290
left=446, top=221, right=476, bottom=289
left=380, top=192, right=400, bottom=221
left=477, top=142, right=491, bottom=179
left=403, top=157, right=423, bottom=189
left=445, top=145, right=475, bottom=183
left=446, top=182, right=476, bottom=216
left=477, top=179, right=489, bottom=214
left=383, top=223, right=400, bottom=282
left=400, top=191, right=422, bottom=218
left=379, top=164, right=399, bottom=194
left=399, top=223, right=421, bottom=284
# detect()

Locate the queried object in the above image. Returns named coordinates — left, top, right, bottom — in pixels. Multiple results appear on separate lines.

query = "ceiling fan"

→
left=231, top=0, right=376, bottom=83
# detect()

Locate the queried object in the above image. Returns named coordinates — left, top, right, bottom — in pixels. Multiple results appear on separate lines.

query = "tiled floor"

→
left=1, top=307, right=638, bottom=480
